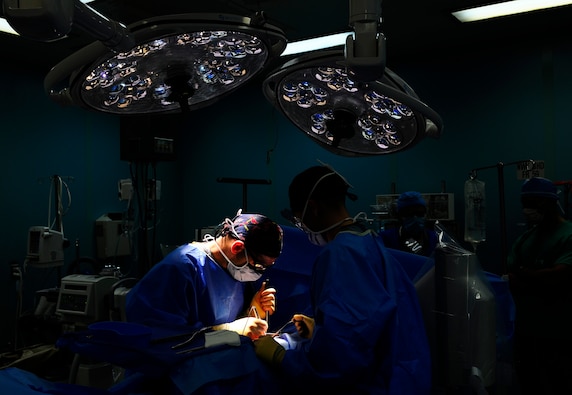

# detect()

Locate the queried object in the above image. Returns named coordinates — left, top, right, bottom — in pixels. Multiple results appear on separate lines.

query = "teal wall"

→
left=1, top=38, right=571, bottom=349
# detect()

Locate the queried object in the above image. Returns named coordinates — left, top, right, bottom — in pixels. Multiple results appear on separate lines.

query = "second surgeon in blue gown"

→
left=125, top=211, right=284, bottom=339
left=254, top=166, right=432, bottom=394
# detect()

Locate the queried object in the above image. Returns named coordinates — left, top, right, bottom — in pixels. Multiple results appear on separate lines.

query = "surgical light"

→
left=262, top=0, right=443, bottom=156
left=44, top=13, right=287, bottom=114
left=263, top=50, right=442, bottom=156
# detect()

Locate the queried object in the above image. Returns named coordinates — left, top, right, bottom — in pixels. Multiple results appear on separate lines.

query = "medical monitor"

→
left=56, top=274, right=120, bottom=324
left=26, top=226, right=64, bottom=267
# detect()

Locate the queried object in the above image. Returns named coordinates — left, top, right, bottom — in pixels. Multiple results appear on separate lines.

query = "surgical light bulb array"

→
left=278, top=66, right=415, bottom=152
left=79, top=30, right=268, bottom=113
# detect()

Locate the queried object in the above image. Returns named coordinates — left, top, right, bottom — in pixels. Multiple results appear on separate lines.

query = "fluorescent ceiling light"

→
left=282, top=31, right=352, bottom=56
left=0, top=18, right=17, bottom=35
left=0, top=0, right=94, bottom=36
left=452, top=0, right=572, bottom=22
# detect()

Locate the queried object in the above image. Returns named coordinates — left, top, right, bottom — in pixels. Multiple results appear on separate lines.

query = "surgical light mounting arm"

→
left=3, top=0, right=134, bottom=53
left=344, top=0, right=386, bottom=82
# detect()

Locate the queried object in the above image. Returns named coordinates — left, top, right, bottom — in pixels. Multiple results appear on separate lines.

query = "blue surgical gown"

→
left=125, top=243, right=246, bottom=331
left=279, top=227, right=432, bottom=394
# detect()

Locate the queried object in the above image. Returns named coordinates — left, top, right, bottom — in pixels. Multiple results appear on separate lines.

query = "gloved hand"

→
left=250, top=281, right=276, bottom=319
left=293, top=314, right=314, bottom=339
left=213, top=317, right=268, bottom=340
left=254, top=335, right=286, bottom=366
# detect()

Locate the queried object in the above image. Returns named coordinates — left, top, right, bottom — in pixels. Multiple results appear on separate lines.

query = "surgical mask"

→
left=226, top=257, right=262, bottom=282
left=297, top=217, right=353, bottom=246
left=208, top=235, right=262, bottom=282
left=305, top=228, right=329, bottom=247
left=401, top=216, right=425, bottom=236
left=523, top=208, right=544, bottom=225
left=296, top=199, right=361, bottom=247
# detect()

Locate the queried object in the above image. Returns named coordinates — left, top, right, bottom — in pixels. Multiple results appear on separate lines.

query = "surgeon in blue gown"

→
left=254, top=165, right=432, bottom=394
left=125, top=211, right=284, bottom=339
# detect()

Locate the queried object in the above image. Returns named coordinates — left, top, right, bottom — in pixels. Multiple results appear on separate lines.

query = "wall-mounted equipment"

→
left=25, top=175, right=71, bottom=267
left=95, top=213, right=131, bottom=259
left=26, top=226, right=65, bottom=267
left=119, top=115, right=178, bottom=162
left=118, top=179, right=133, bottom=201
left=375, top=193, right=455, bottom=221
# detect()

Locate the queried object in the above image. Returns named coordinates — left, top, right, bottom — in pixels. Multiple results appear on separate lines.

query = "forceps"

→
left=268, top=319, right=297, bottom=337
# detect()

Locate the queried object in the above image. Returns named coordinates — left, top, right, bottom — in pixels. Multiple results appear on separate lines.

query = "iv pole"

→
left=217, top=177, right=272, bottom=212
left=469, top=159, right=534, bottom=274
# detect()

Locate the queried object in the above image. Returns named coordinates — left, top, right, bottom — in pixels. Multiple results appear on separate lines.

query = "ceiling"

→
left=1, top=0, right=571, bottom=74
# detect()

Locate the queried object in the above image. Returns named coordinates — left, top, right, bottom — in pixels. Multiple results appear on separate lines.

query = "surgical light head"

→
left=262, top=0, right=443, bottom=156
left=43, top=13, right=287, bottom=114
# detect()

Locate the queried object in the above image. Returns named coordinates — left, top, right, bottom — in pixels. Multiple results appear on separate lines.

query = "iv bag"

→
left=464, top=179, right=486, bottom=244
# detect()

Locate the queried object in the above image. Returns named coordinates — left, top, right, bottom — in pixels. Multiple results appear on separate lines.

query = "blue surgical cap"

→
left=397, top=191, right=426, bottom=211
left=228, top=213, right=284, bottom=258
left=521, top=177, right=558, bottom=200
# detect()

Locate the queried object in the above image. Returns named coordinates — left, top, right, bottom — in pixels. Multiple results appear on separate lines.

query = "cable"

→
left=151, top=163, right=158, bottom=267
left=45, top=175, right=72, bottom=236
left=11, top=261, right=23, bottom=351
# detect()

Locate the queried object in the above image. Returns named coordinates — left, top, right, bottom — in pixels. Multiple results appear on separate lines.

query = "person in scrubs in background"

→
left=125, top=211, right=284, bottom=340
left=254, top=165, right=432, bottom=394
left=379, top=191, right=438, bottom=257
left=507, top=177, right=572, bottom=395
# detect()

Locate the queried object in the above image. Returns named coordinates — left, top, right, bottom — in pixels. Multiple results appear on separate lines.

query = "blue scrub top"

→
left=280, top=227, right=432, bottom=394
left=125, top=243, right=245, bottom=331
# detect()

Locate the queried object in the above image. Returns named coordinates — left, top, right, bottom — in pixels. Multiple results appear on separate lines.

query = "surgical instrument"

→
left=171, top=326, right=211, bottom=350
left=268, top=319, right=300, bottom=337
left=263, top=279, right=270, bottom=325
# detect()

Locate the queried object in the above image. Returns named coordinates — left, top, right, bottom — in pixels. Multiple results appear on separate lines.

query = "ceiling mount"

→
left=344, top=0, right=385, bottom=82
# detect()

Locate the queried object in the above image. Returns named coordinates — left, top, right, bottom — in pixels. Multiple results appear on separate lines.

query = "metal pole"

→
left=496, top=163, right=508, bottom=273
left=470, top=159, right=534, bottom=274
left=217, top=177, right=272, bottom=212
